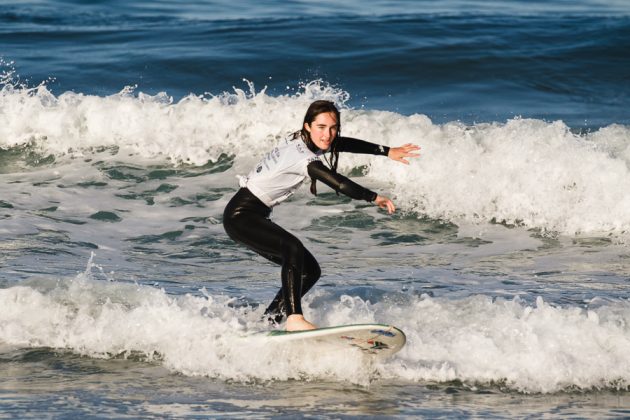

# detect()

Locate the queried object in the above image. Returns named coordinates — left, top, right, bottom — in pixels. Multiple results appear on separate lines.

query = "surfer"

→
left=223, top=100, right=420, bottom=331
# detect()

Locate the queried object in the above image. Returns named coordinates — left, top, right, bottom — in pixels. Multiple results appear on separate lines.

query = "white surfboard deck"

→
left=267, top=324, right=406, bottom=358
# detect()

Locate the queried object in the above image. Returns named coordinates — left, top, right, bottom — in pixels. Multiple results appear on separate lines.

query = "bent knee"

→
left=308, top=262, right=321, bottom=282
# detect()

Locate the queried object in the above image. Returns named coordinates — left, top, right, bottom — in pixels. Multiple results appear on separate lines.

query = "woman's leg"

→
left=223, top=190, right=321, bottom=325
left=263, top=248, right=320, bottom=324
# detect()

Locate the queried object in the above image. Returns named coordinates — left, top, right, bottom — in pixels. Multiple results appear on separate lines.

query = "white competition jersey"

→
left=239, top=135, right=323, bottom=207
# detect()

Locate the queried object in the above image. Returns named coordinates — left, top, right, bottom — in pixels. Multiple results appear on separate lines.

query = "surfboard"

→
left=267, top=323, right=406, bottom=358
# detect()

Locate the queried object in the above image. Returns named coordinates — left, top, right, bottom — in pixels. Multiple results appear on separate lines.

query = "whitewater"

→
left=2, top=80, right=629, bottom=237
left=2, top=80, right=630, bottom=399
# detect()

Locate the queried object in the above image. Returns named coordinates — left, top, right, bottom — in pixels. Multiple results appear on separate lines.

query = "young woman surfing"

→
left=223, top=100, right=420, bottom=331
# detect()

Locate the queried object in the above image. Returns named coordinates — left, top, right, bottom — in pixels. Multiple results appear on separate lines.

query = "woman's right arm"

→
left=307, top=161, right=396, bottom=214
left=307, top=160, right=376, bottom=202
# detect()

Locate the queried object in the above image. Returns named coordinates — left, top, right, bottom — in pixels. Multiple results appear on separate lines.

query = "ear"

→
left=303, top=122, right=311, bottom=133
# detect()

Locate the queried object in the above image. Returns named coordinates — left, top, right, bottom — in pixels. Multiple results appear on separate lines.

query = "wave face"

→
left=2, top=81, right=629, bottom=236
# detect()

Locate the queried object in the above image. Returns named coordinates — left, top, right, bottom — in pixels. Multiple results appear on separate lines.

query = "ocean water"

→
left=1, top=0, right=630, bottom=418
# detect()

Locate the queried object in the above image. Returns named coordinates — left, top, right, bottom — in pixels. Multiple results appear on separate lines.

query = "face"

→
left=304, top=112, right=338, bottom=151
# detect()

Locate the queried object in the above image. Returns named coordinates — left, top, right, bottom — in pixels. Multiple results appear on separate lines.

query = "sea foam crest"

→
left=347, top=115, right=630, bottom=236
left=1, top=79, right=629, bottom=236
left=0, top=78, right=348, bottom=165
left=2, top=265, right=630, bottom=393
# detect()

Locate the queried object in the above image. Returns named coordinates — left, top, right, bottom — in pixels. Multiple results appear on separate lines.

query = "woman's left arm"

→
left=337, top=137, right=420, bottom=164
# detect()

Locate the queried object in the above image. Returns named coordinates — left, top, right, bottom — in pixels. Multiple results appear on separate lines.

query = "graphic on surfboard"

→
left=268, top=324, right=406, bottom=358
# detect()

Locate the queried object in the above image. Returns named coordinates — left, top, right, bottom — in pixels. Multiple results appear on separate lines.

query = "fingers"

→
left=389, top=143, right=421, bottom=164
left=376, top=196, right=396, bottom=214
left=402, top=143, right=421, bottom=151
left=401, top=144, right=421, bottom=157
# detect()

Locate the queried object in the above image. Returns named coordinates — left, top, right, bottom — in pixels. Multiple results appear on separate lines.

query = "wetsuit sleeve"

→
left=336, top=137, right=390, bottom=156
left=307, top=160, right=377, bottom=202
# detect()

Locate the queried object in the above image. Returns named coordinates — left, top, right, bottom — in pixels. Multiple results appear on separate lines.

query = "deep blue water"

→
left=2, top=0, right=629, bottom=127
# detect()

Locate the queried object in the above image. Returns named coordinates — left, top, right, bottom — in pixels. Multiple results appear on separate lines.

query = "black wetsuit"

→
left=223, top=136, right=389, bottom=324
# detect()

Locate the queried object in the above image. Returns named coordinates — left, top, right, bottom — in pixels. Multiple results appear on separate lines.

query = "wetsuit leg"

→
left=262, top=248, right=320, bottom=323
left=223, top=188, right=321, bottom=323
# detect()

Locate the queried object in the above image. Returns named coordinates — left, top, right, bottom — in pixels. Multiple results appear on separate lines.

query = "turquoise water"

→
left=1, top=0, right=630, bottom=418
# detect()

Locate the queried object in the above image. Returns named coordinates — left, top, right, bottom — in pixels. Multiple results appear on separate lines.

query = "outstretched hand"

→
left=388, top=143, right=421, bottom=164
left=375, top=195, right=396, bottom=214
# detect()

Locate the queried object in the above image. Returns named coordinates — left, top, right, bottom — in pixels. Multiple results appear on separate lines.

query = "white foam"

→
left=2, top=262, right=630, bottom=392
left=2, top=80, right=629, bottom=236
left=0, top=261, right=373, bottom=385
left=366, top=117, right=630, bottom=237
left=382, top=294, right=630, bottom=393
left=0, top=79, right=344, bottom=166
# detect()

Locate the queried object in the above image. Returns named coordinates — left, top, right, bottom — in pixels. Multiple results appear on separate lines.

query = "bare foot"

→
left=286, top=314, right=317, bottom=331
